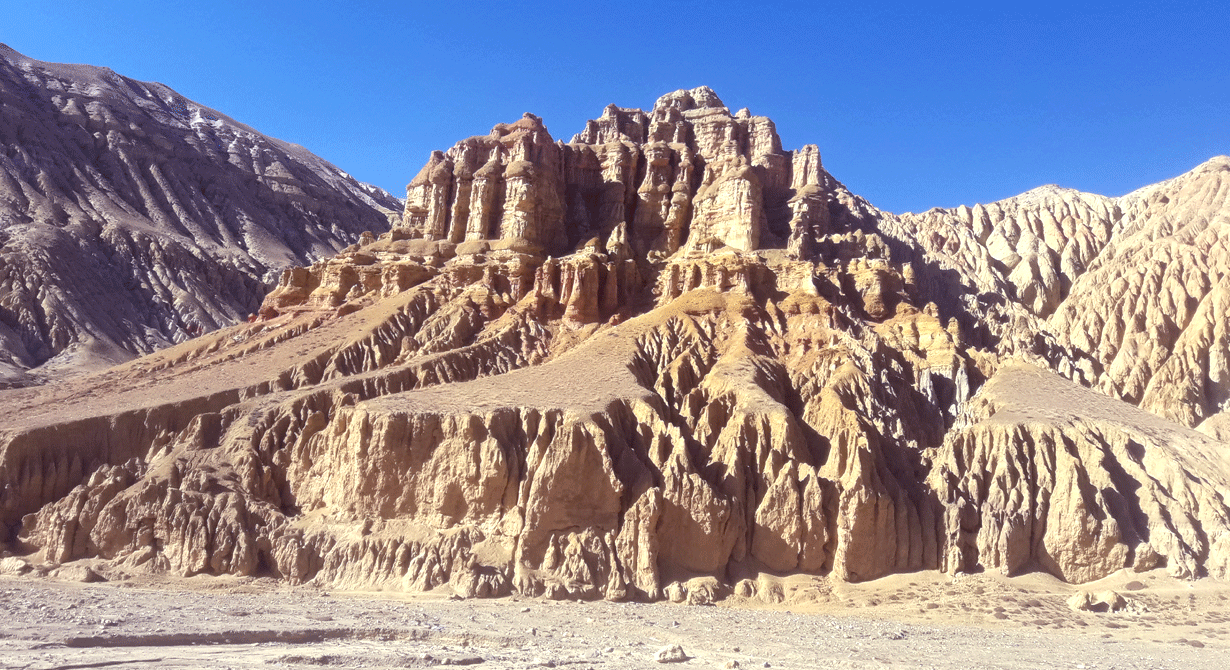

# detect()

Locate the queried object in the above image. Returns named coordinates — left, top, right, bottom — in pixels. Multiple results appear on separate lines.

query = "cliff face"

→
left=400, top=88, right=831, bottom=258
left=2, top=85, right=1228, bottom=601
left=931, top=363, right=1230, bottom=584
left=0, top=45, right=400, bottom=386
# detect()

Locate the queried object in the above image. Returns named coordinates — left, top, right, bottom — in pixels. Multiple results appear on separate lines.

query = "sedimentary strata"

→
left=2, top=85, right=1228, bottom=601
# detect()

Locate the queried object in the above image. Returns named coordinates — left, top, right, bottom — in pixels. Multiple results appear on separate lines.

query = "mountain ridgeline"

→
left=0, top=44, right=400, bottom=386
left=1, top=82, right=1228, bottom=603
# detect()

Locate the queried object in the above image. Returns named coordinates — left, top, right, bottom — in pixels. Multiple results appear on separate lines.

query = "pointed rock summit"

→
left=400, top=86, right=843, bottom=262
left=653, top=85, right=727, bottom=111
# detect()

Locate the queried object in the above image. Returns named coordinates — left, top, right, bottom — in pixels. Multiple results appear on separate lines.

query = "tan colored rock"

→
left=654, top=643, right=688, bottom=663
left=1198, top=410, right=1230, bottom=442
left=1067, top=590, right=1127, bottom=613
left=931, top=363, right=1230, bottom=583
left=0, top=556, right=31, bottom=575
left=2, top=243, right=966, bottom=596
left=2, top=84, right=1229, bottom=606
left=883, top=156, right=1230, bottom=433
left=879, top=185, right=1119, bottom=365
left=49, top=563, right=103, bottom=583
left=403, top=150, right=454, bottom=239
left=1052, top=157, right=1230, bottom=427
left=396, top=86, right=821, bottom=258
left=689, top=156, right=765, bottom=252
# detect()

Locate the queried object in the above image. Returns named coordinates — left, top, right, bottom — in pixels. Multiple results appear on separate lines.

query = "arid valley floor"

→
left=2, top=568, right=1227, bottom=669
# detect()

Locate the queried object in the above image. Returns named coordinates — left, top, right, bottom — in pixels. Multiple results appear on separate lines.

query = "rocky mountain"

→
left=1, top=86, right=1227, bottom=603
left=0, top=44, right=400, bottom=386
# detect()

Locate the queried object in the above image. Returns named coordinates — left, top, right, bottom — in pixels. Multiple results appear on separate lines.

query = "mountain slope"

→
left=1, top=87, right=1226, bottom=599
left=1051, top=157, right=1230, bottom=427
left=0, top=44, right=400, bottom=385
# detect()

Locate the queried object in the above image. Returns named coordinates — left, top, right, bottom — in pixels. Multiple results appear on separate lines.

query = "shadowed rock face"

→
left=0, top=44, right=401, bottom=385
left=2, top=83, right=1228, bottom=602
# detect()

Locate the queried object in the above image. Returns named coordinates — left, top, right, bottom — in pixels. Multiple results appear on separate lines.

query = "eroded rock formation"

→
left=400, top=88, right=802, bottom=257
left=1, top=84, right=1228, bottom=601
left=932, top=363, right=1230, bottom=583
left=0, top=44, right=400, bottom=386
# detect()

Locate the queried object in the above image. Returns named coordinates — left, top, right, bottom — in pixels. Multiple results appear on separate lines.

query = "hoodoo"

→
left=2, top=85, right=1229, bottom=603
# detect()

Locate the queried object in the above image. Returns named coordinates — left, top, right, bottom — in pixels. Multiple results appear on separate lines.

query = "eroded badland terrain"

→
left=2, top=47, right=1230, bottom=668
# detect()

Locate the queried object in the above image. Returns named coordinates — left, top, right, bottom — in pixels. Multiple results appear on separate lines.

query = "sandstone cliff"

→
left=2, top=86, right=1227, bottom=601
left=877, top=158, right=1230, bottom=431
left=0, top=44, right=400, bottom=386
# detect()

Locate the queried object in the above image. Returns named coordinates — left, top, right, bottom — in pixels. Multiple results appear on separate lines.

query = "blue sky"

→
left=5, top=0, right=1228, bottom=213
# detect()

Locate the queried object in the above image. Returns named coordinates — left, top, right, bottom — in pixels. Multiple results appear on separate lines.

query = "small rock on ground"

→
left=654, top=643, right=687, bottom=663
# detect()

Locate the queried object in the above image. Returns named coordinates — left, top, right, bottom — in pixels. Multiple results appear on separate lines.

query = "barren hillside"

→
left=1, top=86, right=1227, bottom=604
left=0, top=44, right=400, bottom=386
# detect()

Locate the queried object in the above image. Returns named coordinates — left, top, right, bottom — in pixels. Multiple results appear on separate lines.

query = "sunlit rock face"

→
left=400, top=87, right=807, bottom=257
left=3, top=80, right=1229, bottom=601
left=0, top=44, right=401, bottom=385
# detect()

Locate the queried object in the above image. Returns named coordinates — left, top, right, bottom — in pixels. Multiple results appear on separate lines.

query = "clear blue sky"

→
left=5, top=0, right=1228, bottom=214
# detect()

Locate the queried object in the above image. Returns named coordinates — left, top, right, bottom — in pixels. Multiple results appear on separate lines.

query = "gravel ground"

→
left=0, top=571, right=1225, bottom=669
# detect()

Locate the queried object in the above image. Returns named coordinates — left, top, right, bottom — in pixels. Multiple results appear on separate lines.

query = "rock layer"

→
left=1, top=85, right=1228, bottom=599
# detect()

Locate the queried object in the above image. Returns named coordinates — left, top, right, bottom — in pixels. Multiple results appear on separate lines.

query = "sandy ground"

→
left=1, top=568, right=1227, bottom=669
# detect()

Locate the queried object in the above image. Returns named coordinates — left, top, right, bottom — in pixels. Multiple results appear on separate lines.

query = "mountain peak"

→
left=407, top=85, right=812, bottom=258
left=1009, top=183, right=1092, bottom=205
left=0, top=44, right=400, bottom=381
left=1200, top=154, right=1230, bottom=170
left=652, top=86, right=726, bottom=112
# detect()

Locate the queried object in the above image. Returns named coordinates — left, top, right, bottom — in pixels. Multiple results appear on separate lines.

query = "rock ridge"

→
left=0, top=45, right=401, bottom=386
left=1, top=85, right=1228, bottom=602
